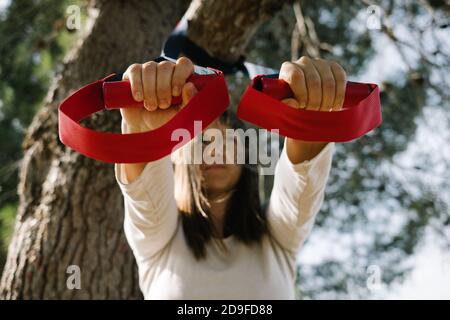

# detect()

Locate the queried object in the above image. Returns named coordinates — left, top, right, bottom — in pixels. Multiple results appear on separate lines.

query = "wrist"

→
left=121, top=120, right=143, bottom=134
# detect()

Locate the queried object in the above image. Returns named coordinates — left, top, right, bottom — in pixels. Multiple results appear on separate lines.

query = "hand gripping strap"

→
left=58, top=70, right=229, bottom=163
left=236, top=75, right=382, bottom=142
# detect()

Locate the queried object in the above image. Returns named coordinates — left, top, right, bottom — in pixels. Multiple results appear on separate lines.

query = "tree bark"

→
left=186, top=0, right=289, bottom=63
left=0, top=0, right=187, bottom=300
left=0, top=0, right=290, bottom=299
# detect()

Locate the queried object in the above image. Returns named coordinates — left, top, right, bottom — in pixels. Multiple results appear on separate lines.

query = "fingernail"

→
left=172, top=86, right=180, bottom=96
left=144, top=101, right=155, bottom=111
left=134, top=91, right=142, bottom=101
left=160, top=100, right=169, bottom=108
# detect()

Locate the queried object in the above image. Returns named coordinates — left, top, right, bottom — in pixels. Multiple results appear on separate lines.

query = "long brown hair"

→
left=173, top=110, right=268, bottom=260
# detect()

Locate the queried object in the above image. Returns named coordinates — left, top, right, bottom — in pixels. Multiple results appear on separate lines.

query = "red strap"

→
left=102, top=73, right=217, bottom=109
left=236, top=75, right=382, bottom=142
left=58, top=70, right=229, bottom=163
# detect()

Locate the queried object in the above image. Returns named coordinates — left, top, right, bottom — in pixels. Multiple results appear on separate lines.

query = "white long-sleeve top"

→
left=115, top=141, right=335, bottom=299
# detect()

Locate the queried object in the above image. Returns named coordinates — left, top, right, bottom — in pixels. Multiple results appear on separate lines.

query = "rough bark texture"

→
left=186, top=0, right=291, bottom=63
left=0, top=0, right=186, bottom=299
left=0, top=0, right=290, bottom=299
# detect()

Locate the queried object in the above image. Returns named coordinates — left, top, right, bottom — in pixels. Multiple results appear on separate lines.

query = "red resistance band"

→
left=237, top=74, right=382, bottom=142
left=58, top=68, right=382, bottom=164
left=59, top=69, right=229, bottom=164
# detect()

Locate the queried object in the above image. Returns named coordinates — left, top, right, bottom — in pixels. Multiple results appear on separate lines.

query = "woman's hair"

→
left=173, top=110, right=268, bottom=260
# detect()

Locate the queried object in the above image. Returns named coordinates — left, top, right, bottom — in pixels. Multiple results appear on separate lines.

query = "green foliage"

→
left=0, top=0, right=80, bottom=207
left=0, top=203, right=17, bottom=269
left=0, top=0, right=82, bottom=272
left=246, top=0, right=450, bottom=298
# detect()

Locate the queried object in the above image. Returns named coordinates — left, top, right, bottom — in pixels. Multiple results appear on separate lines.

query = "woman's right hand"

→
left=120, top=57, right=198, bottom=133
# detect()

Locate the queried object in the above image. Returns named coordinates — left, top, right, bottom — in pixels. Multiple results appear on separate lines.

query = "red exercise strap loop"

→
left=58, top=65, right=382, bottom=164
left=237, top=75, right=382, bottom=142
left=58, top=69, right=229, bottom=164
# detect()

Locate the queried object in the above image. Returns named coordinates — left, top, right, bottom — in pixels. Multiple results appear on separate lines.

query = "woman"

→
left=115, top=56, right=346, bottom=299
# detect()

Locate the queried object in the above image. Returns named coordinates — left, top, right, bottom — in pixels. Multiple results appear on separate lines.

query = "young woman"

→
left=115, top=56, right=346, bottom=299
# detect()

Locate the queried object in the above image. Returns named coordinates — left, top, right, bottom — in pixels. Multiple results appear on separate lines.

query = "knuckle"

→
left=142, top=61, right=156, bottom=73
left=280, top=61, right=293, bottom=71
left=177, top=56, right=193, bottom=67
left=280, top=61, right=297, bottom=78
left=289, top=68, right=302, bottom=83
left=281, top=61, right=293, bottom=69
left=158, top=60, right=174, bottom=71
left=129, top=63, right=141, bottom=74
left=314, top=59, right=328, bottom=70
left=330, top=60, right=342, bottom=69
left=298, top=56, right=310, bottom=65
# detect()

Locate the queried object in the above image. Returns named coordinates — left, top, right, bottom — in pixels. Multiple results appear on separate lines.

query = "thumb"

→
left=180, top=82, right=199, bottom=109
left=281, top=98, right=301, bottom=109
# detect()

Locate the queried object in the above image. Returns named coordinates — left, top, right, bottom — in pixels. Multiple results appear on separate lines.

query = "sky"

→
left=360, top=7, right=449, bottom=300
left=385, top=239, right=450, bottom=299
left=0, top=0, right=9, bottom=12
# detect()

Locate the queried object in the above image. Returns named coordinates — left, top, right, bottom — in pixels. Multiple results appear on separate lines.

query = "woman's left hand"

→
left=279, top=56, right=347, bottom=111
left=279, top=56, right=347, bottom=164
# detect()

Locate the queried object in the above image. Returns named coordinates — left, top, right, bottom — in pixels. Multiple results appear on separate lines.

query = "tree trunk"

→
left=0, top=0, right=187, bottom=300
left=0, top=0, right=290, bottom=299
left=186, top=0, right=289, bottom=63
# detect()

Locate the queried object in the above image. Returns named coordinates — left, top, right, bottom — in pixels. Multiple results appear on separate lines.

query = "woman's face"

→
left=200, top=121, right=243, bottom=197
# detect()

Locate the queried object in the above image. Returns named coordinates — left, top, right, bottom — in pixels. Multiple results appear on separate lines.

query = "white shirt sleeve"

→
left=115, top=156, right=179, bottom=262
left=267, top=140, right=335, bottom=253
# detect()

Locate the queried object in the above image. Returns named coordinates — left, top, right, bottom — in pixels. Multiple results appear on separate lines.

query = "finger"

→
left=156, top=60, right=175, bottom=109
left=279, top=61, right=307, bottom=108
left=125, top=64, right=143, bottom=102
left=141, top=61, right=157, bottom=111
left=180, top=82, right=199, bottom=109
left=330, top=61, right=347, bottom=110
left=172, top=57, right=194, bottom=97
left=312, top=59, right=335, bottom=111
left=297, top=56, right=322, bottom=110
left=281, top=98, right=300, bottom=109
